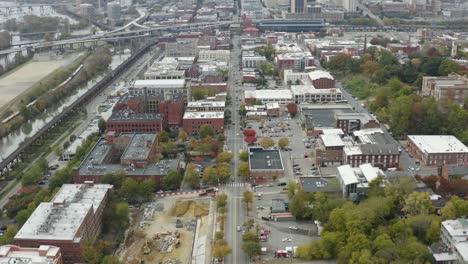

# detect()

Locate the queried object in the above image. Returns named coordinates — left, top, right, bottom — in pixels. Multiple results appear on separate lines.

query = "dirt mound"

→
left=170, top=201, right=209, bottom=217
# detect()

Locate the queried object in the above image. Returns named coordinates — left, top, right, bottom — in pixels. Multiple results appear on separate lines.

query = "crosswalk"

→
left=223, top=182, right=250, bottom=188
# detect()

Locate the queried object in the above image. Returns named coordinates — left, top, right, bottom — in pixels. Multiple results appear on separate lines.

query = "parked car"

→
left=289, top=226, right=299, bottom=231
left=277, top=182, right=287, bottom=186
left=237, top=226, right=241, bottom=232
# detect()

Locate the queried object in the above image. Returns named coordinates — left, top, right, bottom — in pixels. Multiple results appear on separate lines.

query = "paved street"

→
left=224, top=32, right=250, bottom=264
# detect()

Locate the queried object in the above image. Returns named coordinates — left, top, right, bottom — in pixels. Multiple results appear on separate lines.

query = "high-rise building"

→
left=79, top=3, right=94, bottom=17
left=343, top=0, right=357, bottom=11
left=107, top=1, right=121, bottom=20
left=290, top=0, right=307, bottom=13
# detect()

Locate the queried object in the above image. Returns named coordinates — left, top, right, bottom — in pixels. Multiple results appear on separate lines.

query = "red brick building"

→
left=14, top=184, right=112, bottom=264
left=242, top=26, right=260, bottom=37
left=106, top=110, right=165, bottom=135
left=407, top=135, right=468, bottom=166
left=0, top=245, right=63, bottom=264
left=308, top=70, right=336, bottom=89
left=335, top=113, right=380, bottom=134
left=182, top=111, right=225, bottom=135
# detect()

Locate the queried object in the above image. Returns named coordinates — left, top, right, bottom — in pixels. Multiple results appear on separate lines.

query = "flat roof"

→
left=0, top=245, right=61, bottom=263
left=442, top=219, right=468, bottom=242
left=121, top=133, right=156, bottom=161
left=308, top=70, right=334, bottom=81
left=183, top=111, right=224, bottom=119
left=455, top=243, right=468, bottom=261
left=245, top=89, right=293, bottom=100
left=337, top=165, right=359, bottom=186
left=322, top=129, right=344, bottom=136
left=186, top=101, right=226, bottom=108
left=301, top=105, right=354, bottom=128
left=108, top=110, right=163, bottom=122
left=408, top=135, right=468, bottom=154
left=15, top=184, right=112, bottom=242
left=320, top=134, right=344, bottom=147
left=359, top=163, right=381, bottom=183
left=133, top=79, right=185, bottom=88
left=291, top=85, right=341, bottom=95
left=248, top=147, right=284, bottom=170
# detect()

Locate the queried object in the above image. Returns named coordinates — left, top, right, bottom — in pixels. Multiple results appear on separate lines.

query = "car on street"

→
left=237, top=226, right=241, bottom=232
left=409, top=167, right=415, bottom=171
left=277, top=182, right=287, bottom=186
left=289, top=226, right=299, bottom=231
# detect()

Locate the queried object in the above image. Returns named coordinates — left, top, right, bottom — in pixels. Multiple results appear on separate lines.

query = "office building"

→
left=407, top=135, right=468, bottom=166
left=182, top=112, right=225, bottom=135
left=0, top=245, right=63, bottom=264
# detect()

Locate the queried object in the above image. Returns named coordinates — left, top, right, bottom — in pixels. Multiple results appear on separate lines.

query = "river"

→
left=0, top=51, right=131, bottom=161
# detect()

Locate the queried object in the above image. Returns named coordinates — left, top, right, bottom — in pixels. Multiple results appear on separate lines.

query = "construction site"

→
left=117, top=194, right=215, bottom=264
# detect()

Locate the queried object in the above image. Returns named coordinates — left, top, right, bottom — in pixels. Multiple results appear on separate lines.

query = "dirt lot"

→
left=118, top=195, right=213, bottom=264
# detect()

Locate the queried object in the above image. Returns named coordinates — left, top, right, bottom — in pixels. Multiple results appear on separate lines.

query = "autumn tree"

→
left=239, top=150, right=249, bottom=162
left=259, top=137, right=275, bottom=149
left=217, top=162, right=231, bottom=183
left=243, top=129, right=257, bottom=145
left=243, top=190, right=253, bottom=212
left=402, top=192, right=435, bottom=216
left=199, top=124, right=215, bottom=139
left=202, top=166, right=218, bottom=185
left=278, top=137, right=290, bottom=149
left=178, top=130, right=188, bottom=141
left=213, top=240, right=232, bottom=258
left=217, top=151, right=233, bottom=163
left=238, top=162, right=250, bottom=177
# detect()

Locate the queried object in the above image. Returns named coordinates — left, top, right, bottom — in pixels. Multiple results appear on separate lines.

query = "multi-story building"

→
left=198, top=50, right=231, bottom=62
left=343, top=0, right=357, bottom=11
left=15, top=183, right=113, bottom=264
left=186, top=101, right=226, bottom=112
left=72, top=132, right=180, bottom=183
left=283, top=70, right=309, bottom=85
left=315, top=132, right=345, bottom=167
left=244, top=90, right=293, bottom=106
left=335, top=113, right=380, bottom=134
left=407, top=135, right=468, bottom=166
left=290, top=0, right=307, bottom=13
left=432, top=218, right=468, bottom=264
left=143, top=57, right=187, bottom=80
left=107, top=2, right=121, bottom=20
left=106, top=110, right=165, bottom=135
left=421, top=73, right=468, bottom=105
left=291, top=85, right=343, bottom=104
left=165, top=39, right=199, bottom=57
left=130, top=79, right=187, bottom=99
left=337, top=163, right=385, bottom=200
left=308, top=70, right=335, bottom=89
left=275, top=53, right=314, bottom=71
left=182, top=111, right=225, bottom=135
left=248, top=147, right=285, bottom=181
left=242, top=51, right=267, bottom=69
left=79, top=3, right=94, bottom=17
left=0, top=245, right=63, bottom=264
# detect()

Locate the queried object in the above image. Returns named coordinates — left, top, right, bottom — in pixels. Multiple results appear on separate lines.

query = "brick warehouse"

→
left=14, top=184, right=112, bottom=264
left=183, top=111, right=225, bottom=135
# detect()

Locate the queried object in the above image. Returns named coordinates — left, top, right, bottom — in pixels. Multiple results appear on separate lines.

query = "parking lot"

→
left=247, top=112, right=319, bottom=182
left=252, top=192, right=319, bottom=258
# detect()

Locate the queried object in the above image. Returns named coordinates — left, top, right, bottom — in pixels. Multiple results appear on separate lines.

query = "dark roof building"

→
left=248, top=147, right=284, bottom=182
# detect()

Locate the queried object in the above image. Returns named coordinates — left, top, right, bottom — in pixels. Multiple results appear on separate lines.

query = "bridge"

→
left=0, top=40, right=158, bottom=175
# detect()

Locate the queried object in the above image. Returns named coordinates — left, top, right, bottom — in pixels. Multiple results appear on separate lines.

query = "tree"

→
left=202, top=166, right=217, bottom=185
left=368, top=176, right=385, bottom=198
left=438, top=59, right=461, bottom=76
left=121, top=178, right=139, bottom=202
left=259, top=137, right=274, bottom=149
left=217, top=152, right=233, bottom=163
left=184, top=163, right=200, bottom=188
left=162, top=169, right=182, bottom=191
left=278, top=137, right=289, bottom=149
left=389, top=95, right=413, bottom=137
left=217, top=162, right=231, bottom=183
left=239, top=150, right=249, bottom=162
left=98, top=118, right=106, bottom=134
left=199, top=124, right=215, bottom=139
left=178, top=130, right=188, bottom=141
left=243, top=129, right=257, bottom=145
left=0, top=226, right=17, bottom=245
left=361, top=60, right=380, bottom=77
left=286, top=181, right=297, bottom=199
left=217, top=134, right=225, bottom=142
left=402, top=192, right=435, bottom=216
left=287, top=103, right=298, bottom=117
left=238, top=162, right=250, bottom=177
left=157, top=131, right=170, bottom=143
left=441, top=196, right=468, bottom=220
left=213, top=241, right=232, bottom=258
left=242, top=241, right=261, bottom=259
left=102, top=256, right=123, bottom=264
left=243, top=190, right=253, bottom=211
left=114, top=202, right=129, bottom=225
left=290, top=188, right=313, bottom=219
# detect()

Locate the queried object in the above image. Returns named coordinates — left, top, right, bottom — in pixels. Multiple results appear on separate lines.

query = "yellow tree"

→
left=259, top=137, right=275, bottom=149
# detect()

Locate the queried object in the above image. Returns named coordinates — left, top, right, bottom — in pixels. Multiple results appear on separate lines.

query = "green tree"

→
left=389, top=95, right=413, bottom=137
left=242, top=241, right=261, bottom=259
left=259, top=137, right=275, bottom=149
left=114, top=202, right=129, bottom=225
left=243, top=190, right=253, bottom=211
left=402, top=192, right=435, bottom=215
left=438, top=58, right=461, bottom=76
left=278, top=137, right=289, bottom=148
left=290, top=188, right=313, bottom=219
left=239, top=150, right=249, bottom=162
left=202, top=166, right=217, bottom=185
left=441, top=196, right=468, bottom=220
left=217, top=162, right=231, bottom=183
left=238, top=162, right=250, bottom=177
left=162, top=169, right=182, bottom=191
left=178, top=130, right=188, bottom=141
left=286, top=181, right=297, bottom=199
left=157, top=131, right=170, bottom=143
left=0, top=226, right=18, bottom=245
left=121, top=178, right=139, bottom=202
left=368, top=176, right=385, bottom=198
left=98, top=118, right=106, bottom=134
left=213, top=240, right=232, bottom=258
left=199, top=124, right=215, bottom=139
left=184, top=163, right=200, bottom=188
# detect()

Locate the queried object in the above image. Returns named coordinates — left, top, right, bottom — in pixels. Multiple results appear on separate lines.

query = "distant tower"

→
left=451, top=41, right=458, bottom=58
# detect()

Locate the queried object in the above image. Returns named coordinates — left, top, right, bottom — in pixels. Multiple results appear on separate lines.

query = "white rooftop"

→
left=245, top=90, right=293, bottom=100
left=0, top=245, right=61, bottom=264
left=183, top=111, right=224, bottom=119
left=442, top=219, right=468, bottom=243
left=359, top=163, right=381, bottom=183
left=15, top=184, right=112, bottom=242
left=187, top=101, right=226, bottom=108
left=308, top=70, right=334, bottom=81
left=320, top=134, right=344, bottom=147
left=266, top=102, right=280, bottom=109
left=408, top=135, right=468, bottom=154
left=455, top=243, right=468, bottom=261
left=291, top=85, right=340, bottom=95
left=133, top=79, right=185, bottom=88
left=337, top=164, right=359, bottom=186
left=321, top=129, right=344, bottom=136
